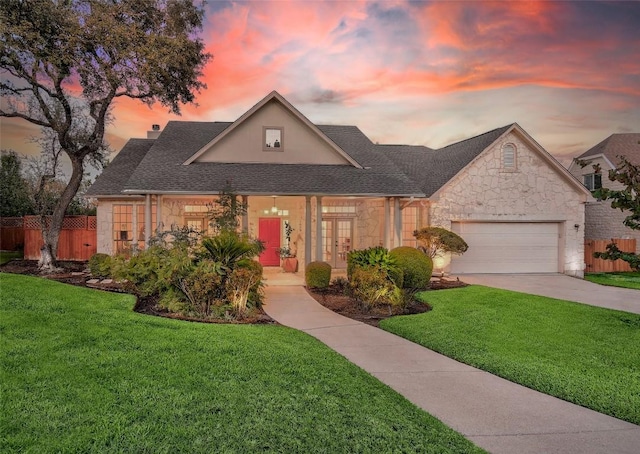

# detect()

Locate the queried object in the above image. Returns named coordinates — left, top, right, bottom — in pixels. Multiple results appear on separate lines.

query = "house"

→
left=87, top=91, right=590, bottom=276
left=568, top=133, right=640, bottom=253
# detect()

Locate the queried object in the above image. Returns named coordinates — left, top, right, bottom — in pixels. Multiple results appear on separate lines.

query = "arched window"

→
left=502, top=143, right=516, bottom=169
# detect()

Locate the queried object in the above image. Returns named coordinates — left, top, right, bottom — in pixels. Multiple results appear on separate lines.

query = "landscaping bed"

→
left=0, top=259, right=275, bottom=325
left=307, top=277, right=468, bottom=327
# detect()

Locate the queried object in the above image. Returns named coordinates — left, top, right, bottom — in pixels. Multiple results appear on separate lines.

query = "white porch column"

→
left=145, top=194, right=152, bottom=246
left=156, top=195, right=163, bottom=233
left=384, top=197, right=391, bottom=249
left=393, top=197, right=402, bottom=248
left=315, top=196, right=323, bottom=262
left=241, top=195, right=249, bottom=233
left=305, top=196, right=312, bottom=266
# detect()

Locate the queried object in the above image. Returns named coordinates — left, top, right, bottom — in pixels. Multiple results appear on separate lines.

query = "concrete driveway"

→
left=457, top=274, right=640, bottom=314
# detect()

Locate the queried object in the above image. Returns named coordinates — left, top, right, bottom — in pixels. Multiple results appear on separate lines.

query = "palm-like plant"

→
left=200, top=231, right=265, bottom=270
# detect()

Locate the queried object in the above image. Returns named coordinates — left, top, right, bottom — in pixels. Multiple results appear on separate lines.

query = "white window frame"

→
left=502, top=143, right=517, bottom=170
left=584, top=173, right=602, bottom=191
left=263, top=127, right=284, bottom=152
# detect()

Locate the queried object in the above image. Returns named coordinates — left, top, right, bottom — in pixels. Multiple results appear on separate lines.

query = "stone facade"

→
left=568, top=157, right=640, bottom=253
left=430, top=130, right=587, bottom=276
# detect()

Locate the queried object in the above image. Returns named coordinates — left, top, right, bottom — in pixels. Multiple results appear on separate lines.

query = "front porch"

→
left=97, top=194, right=427, bottom=273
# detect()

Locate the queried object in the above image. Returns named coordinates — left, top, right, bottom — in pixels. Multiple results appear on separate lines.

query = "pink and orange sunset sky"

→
left=1, top=0, right=639, bottom=171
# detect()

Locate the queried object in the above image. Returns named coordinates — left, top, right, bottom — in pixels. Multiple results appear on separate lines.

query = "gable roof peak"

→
left=182, top=91, right=363, bottom=168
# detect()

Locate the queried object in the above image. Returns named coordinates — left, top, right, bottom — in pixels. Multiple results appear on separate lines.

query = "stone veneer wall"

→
left=568, top=157, right=640, bottom=253
left=585, top=201, right=640, bottom=253
left=430, top=130, right=586, bottom=277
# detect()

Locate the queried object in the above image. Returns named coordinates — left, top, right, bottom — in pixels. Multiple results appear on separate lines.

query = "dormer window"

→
left=502, top=143, right=516, bottom=170
left=584, top=173, right=602, bottom=191
left=263, top=127, right=284, bottom=151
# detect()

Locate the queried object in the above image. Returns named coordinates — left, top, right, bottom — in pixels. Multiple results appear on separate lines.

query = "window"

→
left=113, top=204, right=133, bottom=253
left=183, top=204, right=209, bottom=234
left=502, top=143, right=516, bottom=169
left=584, top=173, right=602, bottom=191
left=263, top=127, right=283, bottom=151
left=402, top=206, right=418, bottom=247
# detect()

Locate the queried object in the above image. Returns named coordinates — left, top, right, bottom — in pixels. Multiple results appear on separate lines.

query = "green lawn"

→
left=380, top=286, right=640, bottom=425
left=0, top=251, right=22, bottom=265
left=585, top=272, right=640, bottom=290
left=0, top=273, right=482, bottom=453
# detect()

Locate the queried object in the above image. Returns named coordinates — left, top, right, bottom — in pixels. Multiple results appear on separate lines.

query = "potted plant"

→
left=276, top=221, right=298, bottom=272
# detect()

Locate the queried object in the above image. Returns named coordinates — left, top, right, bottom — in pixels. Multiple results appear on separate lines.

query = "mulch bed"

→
left=307, top=277, right=468, bottom=327
left=0, top=259, right=275, bottom=325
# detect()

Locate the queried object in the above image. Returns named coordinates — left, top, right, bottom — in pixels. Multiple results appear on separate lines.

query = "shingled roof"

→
left=88, top=121, right=424, bottom=197
left=576, top=133, right=640, bottom=166
left=379, top=125, right=512, bottom=196
left=86, top=139, right=155, bottom=196
left=88, top=89, right=524, bottom=200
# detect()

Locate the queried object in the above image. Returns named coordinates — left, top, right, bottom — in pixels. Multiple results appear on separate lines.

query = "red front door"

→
left=258, top=218, right=281, bottom=266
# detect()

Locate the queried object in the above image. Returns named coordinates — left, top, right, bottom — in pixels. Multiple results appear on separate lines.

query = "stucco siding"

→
left=195, top=101, right=350, bottom=165
left=430, top=131, right=585, bottom=276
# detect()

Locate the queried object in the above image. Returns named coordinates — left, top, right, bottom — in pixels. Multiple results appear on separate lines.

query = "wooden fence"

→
left=0, top=217, right=25, bottom=251
left=23, top=216, right=97, bottom=261
left=584, top=239, right=637, bottom=273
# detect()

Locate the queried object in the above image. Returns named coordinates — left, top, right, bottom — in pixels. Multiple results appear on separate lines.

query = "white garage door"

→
left=450, top=222, right=560, bottom=274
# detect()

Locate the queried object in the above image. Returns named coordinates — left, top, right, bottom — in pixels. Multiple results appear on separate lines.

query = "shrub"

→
left=306, top=261, right=332, bottom=289
left=330, top=276, right=350, bottom=294
left=226, top=265, right=262, bottom=316
left=200, top=231, right=265, bottom=271
left=114, top=244, right=193, bottom=297
left=237, top=259, right=265, bottom=308
left=413, top=227, right=468, bottom=259
left=350, top=267, right=403, bottom=310
left=346, top=246, right=402, bottom=287
left=389, top=247, right=433, bottom=289
left=88, top=253, right=112, bottom=278
left=178, top=260, right=225, bottom=316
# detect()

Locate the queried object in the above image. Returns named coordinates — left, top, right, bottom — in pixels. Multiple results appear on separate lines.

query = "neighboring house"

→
left=568, top=133, right=640, bottom=253
left=87, top=91, right=590, bottom=276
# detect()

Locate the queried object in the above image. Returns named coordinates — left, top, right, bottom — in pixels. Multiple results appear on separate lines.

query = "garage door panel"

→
left=451, top=222, right=559, bottom=274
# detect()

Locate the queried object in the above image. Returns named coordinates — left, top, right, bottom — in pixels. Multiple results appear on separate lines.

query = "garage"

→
left=450, top=222, right=560, bottom=274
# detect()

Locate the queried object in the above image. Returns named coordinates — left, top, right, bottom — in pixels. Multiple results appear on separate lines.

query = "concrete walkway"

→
left=263, top=285, right=640, bottom=454
left=458, top=274, right=640, bottom=314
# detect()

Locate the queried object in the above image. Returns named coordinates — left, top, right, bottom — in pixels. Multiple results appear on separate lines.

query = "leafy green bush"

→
left=88, top=253, right=112, bottom=278
left=114, top=244, right=193, bottom=297
left=413, top=227, right=468, bottom=259
left=346, top=246, right=402, bottom=287
left=350, top=267, right=403, bottom=310
left=178, top=260, right=225, bottom=316
left=306, top=261, right=332, bottom=289
left=389, top=247, right=433, bottom=289
left=200, top=231, right=265, bottom=270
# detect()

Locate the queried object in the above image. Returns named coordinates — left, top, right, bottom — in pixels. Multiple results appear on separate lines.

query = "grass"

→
left=380, top=285, right=640, bottom=425
left=584, top=272, right=640, bottom=290
left=0, top=273, right=482, bottom=454
left=0, top=251, right=22, bottom=265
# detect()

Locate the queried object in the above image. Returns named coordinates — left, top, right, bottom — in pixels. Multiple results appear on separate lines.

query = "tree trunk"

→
left=38, top=156, right=85, bottom=272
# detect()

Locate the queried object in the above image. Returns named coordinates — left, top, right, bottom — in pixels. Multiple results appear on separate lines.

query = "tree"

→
left=588, top=156, right=640, bottom=271
left=0, top=0, right=211, bottom=270
left=0, top=150, right=34, bottom=216
left=413, top=227, right=469, bottom=259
